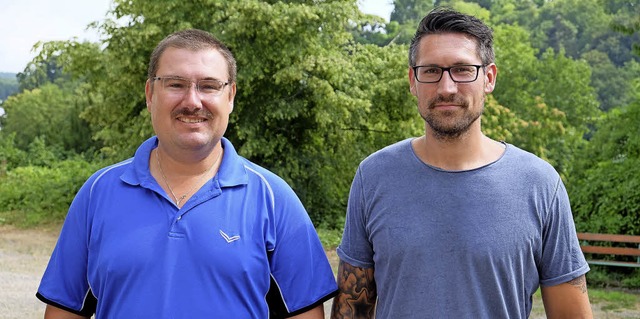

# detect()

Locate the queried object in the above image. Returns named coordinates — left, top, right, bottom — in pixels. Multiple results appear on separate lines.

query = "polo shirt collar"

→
left=121, top=136, right=248, bottom=188
left=217, top=137, right=249, bottom=187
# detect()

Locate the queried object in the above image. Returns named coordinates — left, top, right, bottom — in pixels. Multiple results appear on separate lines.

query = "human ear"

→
left=484, top=63, right=497, bottom=94
left=145, top=79, right=153, bottom=111
left=409, top=67, right=418, bottom=96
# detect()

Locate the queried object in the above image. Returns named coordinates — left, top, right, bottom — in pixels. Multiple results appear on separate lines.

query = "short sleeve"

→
left=337, top=167, right=375, bottom=268
left=266, top=181, right=337, bottom=316
left=539, top=179, right=589, bottom=286
left=36, top=177, right=97, bottom=316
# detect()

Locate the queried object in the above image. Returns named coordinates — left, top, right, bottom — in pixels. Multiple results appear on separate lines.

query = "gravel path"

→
left=2, top=224, right=639, bottom=319
left=0, top=225, right=59, bottom=319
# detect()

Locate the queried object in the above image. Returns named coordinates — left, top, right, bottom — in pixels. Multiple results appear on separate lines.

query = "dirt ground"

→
left=0, top=224, right=60, bottom=319
left=1, top=225, right=639, bottom=319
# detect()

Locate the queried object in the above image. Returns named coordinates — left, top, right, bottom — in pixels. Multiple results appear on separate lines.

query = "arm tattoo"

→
left=330, top=260, right=377, bottom=319
left=567, top=275, right=588, bottom=294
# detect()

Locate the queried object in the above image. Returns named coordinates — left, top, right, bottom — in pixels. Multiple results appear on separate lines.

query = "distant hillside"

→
left=0, top=74, right=19, bottom=101
left=0, top=72, right=17, bottom=79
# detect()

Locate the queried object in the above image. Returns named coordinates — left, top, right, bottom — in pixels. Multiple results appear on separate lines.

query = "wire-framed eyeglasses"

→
left=152, top=76, right=229, bottom=97
left=412, top=65, right=484, bottom=83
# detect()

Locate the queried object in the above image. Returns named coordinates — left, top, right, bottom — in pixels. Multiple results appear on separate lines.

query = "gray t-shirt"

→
left=337, top=138, right=589, bottom=319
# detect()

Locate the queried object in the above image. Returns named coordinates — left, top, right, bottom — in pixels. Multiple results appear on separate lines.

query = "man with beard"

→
left=36, top=29, right=336, bottom=319
left=330, top=7, right=593, bottom=319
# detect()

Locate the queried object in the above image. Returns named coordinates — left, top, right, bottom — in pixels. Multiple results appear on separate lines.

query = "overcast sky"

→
left=0, top=0, right=393, bottom=74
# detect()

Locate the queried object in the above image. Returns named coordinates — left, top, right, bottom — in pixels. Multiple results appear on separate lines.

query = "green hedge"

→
left=0, top=159, right=101, bottom=226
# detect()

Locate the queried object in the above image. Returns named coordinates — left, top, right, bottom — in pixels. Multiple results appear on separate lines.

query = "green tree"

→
left=530, top=0, right=638, bottom=66
left=17, top=52, right=68, bottom=91
left=608, top=0, right=640, bottom=58
left=491, top=23, right=597, bottom=175
left=0, top=133, right=27, bottom=171
left=0, top=77, right=19, bottom=102
left=0, top=82, right=94, bottom=156
left=582, top=50, right=640, bottom=111
left=489, top=0, right=540, bottom=26
left=570, top=81, right=640, bottom=234
left=390, top=0, right=434, bottom=24
left=535, top=48, right=600, bottom=129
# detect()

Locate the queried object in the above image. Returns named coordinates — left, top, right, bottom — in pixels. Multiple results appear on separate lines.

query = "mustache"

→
left=428, top=95, right=468, bottom=109
left=171, top=108, right=214, bottom=119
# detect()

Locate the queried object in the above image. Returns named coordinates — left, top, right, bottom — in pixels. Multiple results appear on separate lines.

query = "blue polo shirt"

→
left=37, top=137, right=337, bottom=318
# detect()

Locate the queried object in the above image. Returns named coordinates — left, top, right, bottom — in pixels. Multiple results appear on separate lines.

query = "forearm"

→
left=289, top=304, right=324, bottom=319
left=541, top=275, right=593, bottom=319
left=44, top=305, right=89, bottom=319
left=330, top=260, right=377, bottom=319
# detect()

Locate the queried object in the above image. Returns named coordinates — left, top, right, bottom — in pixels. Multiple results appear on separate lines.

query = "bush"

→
left=0, top=158, right=102, bottom=226
left=586, top=265, right=640, bottom=289
left=622, top=269, right=640, bottom=289
left=0, top=132, right=28, bottom=171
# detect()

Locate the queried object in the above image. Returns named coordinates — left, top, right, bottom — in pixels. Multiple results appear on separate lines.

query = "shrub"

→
left=0, top=158, right=101, bottom=226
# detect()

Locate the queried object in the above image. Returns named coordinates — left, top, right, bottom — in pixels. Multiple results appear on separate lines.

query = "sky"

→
left=0, top=0, right=393, bottom=74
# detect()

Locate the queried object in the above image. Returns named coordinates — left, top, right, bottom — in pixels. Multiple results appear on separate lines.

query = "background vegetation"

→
left=0, top=73, right=19, bottom=102
left=1, top=0, right=639, bottom=286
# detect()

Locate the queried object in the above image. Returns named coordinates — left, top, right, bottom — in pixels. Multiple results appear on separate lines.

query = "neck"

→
left=152, top=142, right=223, bottom=207
left=412, top=130, right=504, bottom=171
left=156, top=141, right=222, bottom=176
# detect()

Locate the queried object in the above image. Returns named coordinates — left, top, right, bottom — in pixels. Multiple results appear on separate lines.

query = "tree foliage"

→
left=0, top=159, right=102, bottom=225
left=0, top=0, right=638, bottom=235
left=0, top=82, right=95, bottom=156
left=570, top=83, right=640, bottom=234
left=0, top=76, right=19, bottom=102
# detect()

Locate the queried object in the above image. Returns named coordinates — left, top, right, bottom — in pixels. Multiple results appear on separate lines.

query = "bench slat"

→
left=580, top=245, right=640, bottom=257
left=577, top=232, right=640, bottom=243
left=577, top=232, right=640, bottom=267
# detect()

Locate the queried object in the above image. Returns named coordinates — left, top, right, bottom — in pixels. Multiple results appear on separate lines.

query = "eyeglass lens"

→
left=415, top=65, right=480, bottom=83
left=158, top=77, right=227, bottom=96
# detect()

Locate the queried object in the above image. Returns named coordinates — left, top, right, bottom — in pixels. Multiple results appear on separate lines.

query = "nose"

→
left=437, top=70, right=458, bottom=95
left=182, top=83, right=203, bottom=109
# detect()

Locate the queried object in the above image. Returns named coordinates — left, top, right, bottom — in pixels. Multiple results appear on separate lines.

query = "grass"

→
left=0, top=209, right=64, bottom=228
left=317, top=227, right=343, bottom=249
left=531, top=288, right=640, bottom=317
left=589, top=288, right=640, bottom=312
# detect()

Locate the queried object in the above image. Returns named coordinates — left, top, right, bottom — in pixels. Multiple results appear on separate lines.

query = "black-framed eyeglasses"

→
left=412, top=65, right=484, bottom=83
left=152, top=76, right=229, bottom=97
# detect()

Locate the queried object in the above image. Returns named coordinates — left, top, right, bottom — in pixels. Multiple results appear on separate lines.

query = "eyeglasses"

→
left=152, top=76, right=229, bottom=97
left=412, top=65, right=484, bottom=83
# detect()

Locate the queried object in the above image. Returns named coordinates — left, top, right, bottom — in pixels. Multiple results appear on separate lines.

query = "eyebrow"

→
left=161, top=75, right=226, bottom=82
left=417, top=62, right=479, bottom=67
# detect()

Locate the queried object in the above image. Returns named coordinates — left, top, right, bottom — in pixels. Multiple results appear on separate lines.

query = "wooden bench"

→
left=577, top=232, right=640, bottom=268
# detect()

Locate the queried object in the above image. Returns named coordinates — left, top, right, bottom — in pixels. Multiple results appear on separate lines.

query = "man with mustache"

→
left=36, top=29, right=337, bottom=319
left=331, top=7, right=593, bottom=319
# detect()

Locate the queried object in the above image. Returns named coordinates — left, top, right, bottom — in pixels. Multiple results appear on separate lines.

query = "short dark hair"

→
left=147, top=29, right=237, bottom=83
left=409, top=7, right=494, bottom=67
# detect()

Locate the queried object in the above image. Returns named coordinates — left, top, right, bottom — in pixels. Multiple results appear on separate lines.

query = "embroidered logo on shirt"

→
left=219, top=230, right=241, bottom=243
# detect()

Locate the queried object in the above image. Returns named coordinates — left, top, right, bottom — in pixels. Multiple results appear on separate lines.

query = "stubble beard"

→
left=421, top=94, right=484, bottom=141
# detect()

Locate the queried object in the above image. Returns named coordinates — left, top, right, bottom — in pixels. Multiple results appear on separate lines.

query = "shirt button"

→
left=177, top=216, right=182, bottom=221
